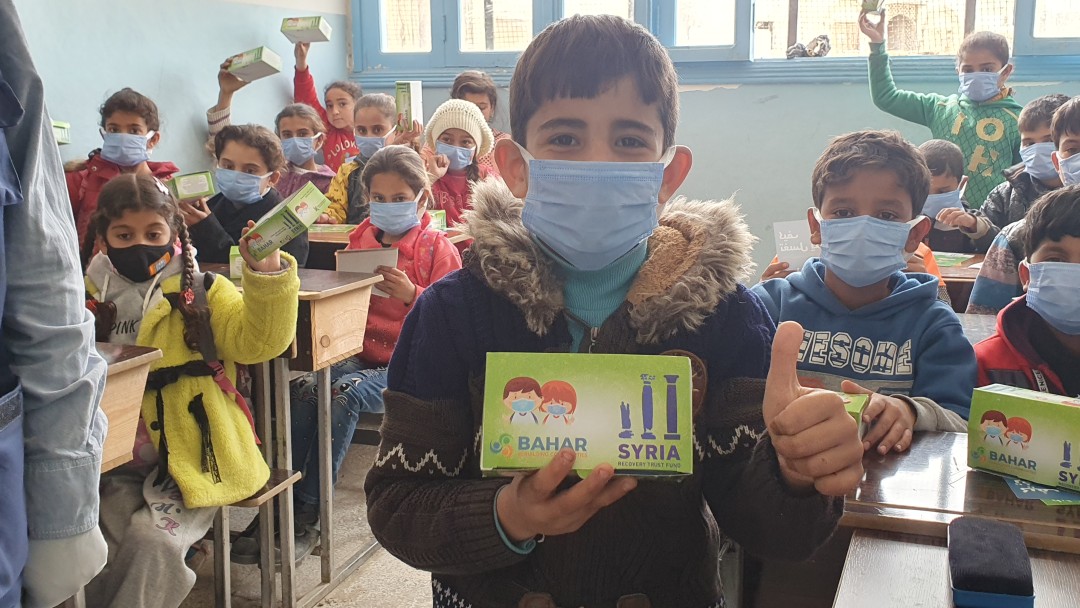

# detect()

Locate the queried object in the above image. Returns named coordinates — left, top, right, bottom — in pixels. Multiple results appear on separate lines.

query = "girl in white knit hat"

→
left=423, top=99, right=495, bottom=236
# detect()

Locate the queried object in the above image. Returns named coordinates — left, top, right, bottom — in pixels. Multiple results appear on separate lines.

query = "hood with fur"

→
left=460, top=179, right=756, bottom=344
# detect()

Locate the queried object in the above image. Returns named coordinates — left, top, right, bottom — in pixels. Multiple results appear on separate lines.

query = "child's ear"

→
left=905, top=216, right=932, bottom=252
left=314, top=133, right=325, bottom=152
left=494, top=138, right=529, bottom=198
left=147, top=131, right=161, bottom=150
left=1019, top=260, right=1031, bottom=291
left=1053, top=151, right=1062, bottom=171
left=999, top=63, right=1014, bottom=84
left=659, top=146, right=693, bottom=205
left=807, top=207, right=822, bottom=245
left=267, top=170, right=282, bottom=187
left=95, top=235, right=108, bottom=255
left=958, top=175, right=969, bottom=193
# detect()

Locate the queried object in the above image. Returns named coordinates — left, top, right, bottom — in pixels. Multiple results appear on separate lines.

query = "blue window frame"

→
left=351, top=0, right=1080, bottom=88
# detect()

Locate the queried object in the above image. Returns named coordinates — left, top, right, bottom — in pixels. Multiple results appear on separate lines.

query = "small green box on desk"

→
left=968, top=384, right=1080, bottom=492
left=481, top=353, right=693, bottom=478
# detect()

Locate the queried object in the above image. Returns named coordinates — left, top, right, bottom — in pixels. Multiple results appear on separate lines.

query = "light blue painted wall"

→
left=12, top=0, right=1079, bottom=271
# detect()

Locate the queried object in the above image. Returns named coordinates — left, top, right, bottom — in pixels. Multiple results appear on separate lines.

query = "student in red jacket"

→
left=66, top=88, right=178, bottom=247
left=231, top=144, right=461, bottom=564
left=292, top=42, right=360, bottom=171
left=975, top=186, right=1080, bottom=397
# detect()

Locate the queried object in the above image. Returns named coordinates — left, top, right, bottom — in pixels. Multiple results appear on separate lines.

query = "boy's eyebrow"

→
left=535, top=117, right=588, bottom=132
left=612, top=119, right=657, bottom=136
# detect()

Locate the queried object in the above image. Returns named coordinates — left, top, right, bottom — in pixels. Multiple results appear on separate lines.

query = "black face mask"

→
left=107, top=243, right=173, bottom=283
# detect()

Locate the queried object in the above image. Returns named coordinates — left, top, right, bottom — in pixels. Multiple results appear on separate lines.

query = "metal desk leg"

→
left=214, top=507, right=232, bottom=608
left=273, top=357, right=298, bottom=608
left=317, top=366, right=334, bottom=583
left=61, top=588, right=86, bottom=608
left=255, top=362, right=276, bottom=606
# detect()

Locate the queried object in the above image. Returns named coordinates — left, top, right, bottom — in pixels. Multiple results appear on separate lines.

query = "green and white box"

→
left=482, top=353, right=693, bottom=477
left=229, top=246, right=243, bottom=280
left=862, top=0, right=886, bottom=12
left=281, top=16, right=333, bottom=43
left=228, top=46, right=282, bottom=82
left=51, top=120, right=71, bottom=145
left=166, top=171, right=215, bottom=201
left=841, top=393, right=869, bottom=439
left=394, top=80, right=423, bottom=132
left=969, top=384, right=1080, bottom=492
left=246, top=182, right=331, bottom=261
left=429, top=209, right=447, bottom=231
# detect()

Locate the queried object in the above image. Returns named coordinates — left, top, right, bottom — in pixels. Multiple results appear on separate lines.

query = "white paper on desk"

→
left=336, top=248, right=399, bottom=297
left=773, top=220, right=820, bottom=269
left=969, top=262, right=983, bottom=270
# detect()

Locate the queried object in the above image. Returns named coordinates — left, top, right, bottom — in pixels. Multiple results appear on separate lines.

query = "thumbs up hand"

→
left=764, top=321, right=864, bottom=496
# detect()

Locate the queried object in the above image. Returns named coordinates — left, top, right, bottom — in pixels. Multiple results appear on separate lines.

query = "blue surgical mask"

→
left=215, top=168, right=270, bottom=205
left=959, top=68, right=1004, bottom=103
left=986, top=426, right=1002, bottom=438
left=816, top=209, right=924, bottom=288
left=1025, top=262, right=1080, bottom=335
left=435, top=141, right=475, bottom=171
left=282, top=135, right=320, bottom=166
left=1021, top=142, right=1059, bottom=181
left=99, top=129, right=154, bottom=167
left=1058, top=152, right=1080, bottom=186
left=511, top=399, right=535, bottom=413
left=369, top=194, right=422, bottom=236
left=923, top=188, right=964, bottom=226
left=1009, top=433, right=1025, bottom=443
left=546, top=404, right=568, bottom=416
left=355, top=135, right=386, bottom=159
left=519, top=143, right=674, bottom=272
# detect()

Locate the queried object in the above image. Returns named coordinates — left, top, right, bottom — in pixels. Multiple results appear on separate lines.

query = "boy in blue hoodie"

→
left=753, top=130, right=976, bottom=457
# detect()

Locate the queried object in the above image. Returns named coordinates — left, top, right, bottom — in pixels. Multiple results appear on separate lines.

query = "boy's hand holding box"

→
left=281, top=16, right=333, bottom=43
left=246, top=182, right=331, bottom=261
left=481, top=353, right=693, bottom=477
left=227, top=46, right=282, bottom=82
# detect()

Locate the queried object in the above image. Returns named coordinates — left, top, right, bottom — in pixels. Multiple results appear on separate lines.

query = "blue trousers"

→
left=290, top=358, right=387, bottom=507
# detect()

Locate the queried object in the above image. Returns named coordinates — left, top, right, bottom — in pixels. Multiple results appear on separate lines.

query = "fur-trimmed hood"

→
left=460, top=179, right=756, bottom=344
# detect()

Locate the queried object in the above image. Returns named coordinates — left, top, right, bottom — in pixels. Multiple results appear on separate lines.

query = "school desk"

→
left=307, top=226, right=470, bottom=270
left=957, top=312, right=997, bottom=345
left=95, top=342, right=162, bottom=473
left=939, top=253, right=985, bottom=313
left=842, top=432, right=1080, bottom=554
left=205, top=263, right=384, bottom=607
left=833, top=529, right=1080, bottom=607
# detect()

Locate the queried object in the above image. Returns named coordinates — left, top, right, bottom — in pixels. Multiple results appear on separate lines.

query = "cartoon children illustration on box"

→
left=540, top=380, right=577, bottom=426
left=1005, top=417, right=1032, bottom=451
left=502, top=377, right=542, bottom=425
left=980, top=410, right=1008, bottom=445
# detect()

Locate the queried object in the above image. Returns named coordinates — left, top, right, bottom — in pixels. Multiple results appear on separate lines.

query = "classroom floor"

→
left=182, top=446, right=433, bottom=607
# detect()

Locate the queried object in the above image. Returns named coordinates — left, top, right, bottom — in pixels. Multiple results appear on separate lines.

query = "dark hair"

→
left=918, top=139, right=964, bottom=180
left=214, top=124, right=286, bottom=172
left=509, top=14, right=678, bottom=150
left=99, top=87, right=160, bottom=131
left=360, top=145, right=430, bottom=203
left=1021, top=186, right=1080, bottom=259
left=1019, top=94, right=1071, bottom=133
left=957, top=31, right=1010, bottom=66
left=354, top=93, right=397, bottom=122
left=451, top=71, right=499, bottom=118
left=83, top=174, right=208, bottom=351
left=503, top=377, right=542, bottom=399
left=1051, top=96, right=1080, bottom=149
left=812, top=130, right=931, bottom=215
left=275, top=103, right=326, bottom=135
left=325, top=80, right=363, bottom=102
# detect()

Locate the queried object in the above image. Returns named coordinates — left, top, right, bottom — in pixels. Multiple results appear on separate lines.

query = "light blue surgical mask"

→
left=435, top=141, right=475, bottom=171
left=816, top=209, right=924, bottom=288
left=1026, top=262, right=1080, bottom=335
left=985, top=426, right=1002, bottom=438
left=215, top=168, right=270, bottom=205
left=99, top=129, right=154, bottom=167
left=518, top=143, right=675, bottom=272
left=1021, top=142, right=1059, bottom=181
left=355, top=134, right=386, bottom=159
left=923, top=187, right=964, bottom=226
left=1009, top=433, right=1025, bottom=443
left=1057, top=152, right=1080, bottom=186
left=546, top=404, right=568, bottom=416
left=369, top=194, right=423, bottom=236
left=959, top=68, right=1004, bottom=103
left=282, top=135, right=320, bottom=166
left=511, top=399, right=535, bottom=413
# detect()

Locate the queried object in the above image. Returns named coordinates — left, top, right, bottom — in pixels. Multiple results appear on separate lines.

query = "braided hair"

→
left=83, top=173, right=209, bottom=351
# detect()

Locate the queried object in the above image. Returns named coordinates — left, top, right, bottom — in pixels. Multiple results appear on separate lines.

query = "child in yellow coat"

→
left=81, top=173, right=299, bottom=608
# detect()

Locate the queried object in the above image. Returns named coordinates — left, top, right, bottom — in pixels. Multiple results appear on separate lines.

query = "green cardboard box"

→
left=481, top=353, right=693, bottom=477
left=229, top=246, right=243, bottom=280
left=166, top=171, right=215, bottom=201
left=246, top=182, right=331, bottom=261
left=227, top=46, right=282, bottom=82
left=394, top=80, right=423, bottom=132
left=968, top=384, right=1080, bottom=492
left=429, top=209, right=447, bottom=231
left=51, top=120, right=71, bottom=145
left=281, top=16, right=333, bottom=43
left=841, top=393, right=869, bottom=438
left=862, top=0, right=886, bottom=12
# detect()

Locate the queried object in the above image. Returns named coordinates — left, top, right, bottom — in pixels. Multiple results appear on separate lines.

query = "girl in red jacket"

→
left=233, top=145, right=462, bottom=563
left=66, top=88, right=178, bottom=248
left=292, top=42, right=360, bottom=171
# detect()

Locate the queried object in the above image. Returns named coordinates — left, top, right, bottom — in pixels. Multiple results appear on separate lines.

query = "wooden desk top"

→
left=309, top=225, right=470, bottom=245
left=833, top=529, right=1080, bottom=608
left=96, top=343, right=162, bottom=374
left=957, top=312, right=996, bottom=345
left=199, top=263, right=383, bottom=301
left=844, top=432, right=1080, bottom=552
left=939, top=254, right=984, bottom=283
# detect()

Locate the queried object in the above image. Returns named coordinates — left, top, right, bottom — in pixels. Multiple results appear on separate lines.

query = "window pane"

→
left=795, top=0, right=868, bottom=58
left=1034, top=0, right=1080, bottom=38
left=460, top=0, right=533, bottom=52
left=973, top=0, right=1015, bottom=51
left=381, top=0, right=431, bottom=53
left=752, top=0, right=791, bottom=59
left=563, top=0, right=634, bottom=20
left=676, top=0, right=735, bottom=47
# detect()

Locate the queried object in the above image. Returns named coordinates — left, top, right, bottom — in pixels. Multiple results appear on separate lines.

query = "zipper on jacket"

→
left=587, top=327, right=599, bottom=353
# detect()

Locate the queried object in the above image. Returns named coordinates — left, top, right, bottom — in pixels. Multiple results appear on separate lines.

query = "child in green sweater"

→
left=860, top=11, right=1022, bottom=207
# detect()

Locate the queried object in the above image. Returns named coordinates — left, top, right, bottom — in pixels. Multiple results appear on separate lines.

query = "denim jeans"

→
left=290, top=358, right=387, bottom=507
